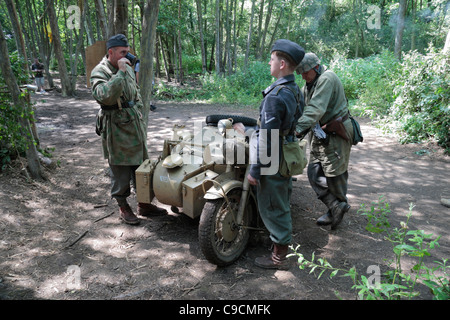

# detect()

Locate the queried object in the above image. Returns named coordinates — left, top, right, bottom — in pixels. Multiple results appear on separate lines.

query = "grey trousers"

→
left=307, top=162, right=348, bottom=209
left=109, top=164, right=139, bottom=206
left=257, top=172, right=293, bottom=245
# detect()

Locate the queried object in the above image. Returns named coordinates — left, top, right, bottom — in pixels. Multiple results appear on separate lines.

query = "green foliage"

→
left=289, top=197, right=450, bottom=300
left=330, top=50, right=399, bottom=117
left=388, top=49, right=450, bottom=152
left=199, top=59, right=303, bottom=107
left=359, top=195, right=391, bottom=233
left=0, top=52, right=33, bottom=171
left=328, top=47, right=449, bottom=154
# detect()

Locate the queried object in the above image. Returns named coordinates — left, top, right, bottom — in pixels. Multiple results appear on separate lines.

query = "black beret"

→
left=271, top=39, right=305, bottom=66
left=106, top=34, right=129, bottom=50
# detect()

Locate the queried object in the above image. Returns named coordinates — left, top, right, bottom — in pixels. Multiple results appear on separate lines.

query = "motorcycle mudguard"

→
left=203, top=177, right=243, bottom=200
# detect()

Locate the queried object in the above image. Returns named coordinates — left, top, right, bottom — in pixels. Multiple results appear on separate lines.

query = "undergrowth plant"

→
left=289, top=196, right=450, bottom=300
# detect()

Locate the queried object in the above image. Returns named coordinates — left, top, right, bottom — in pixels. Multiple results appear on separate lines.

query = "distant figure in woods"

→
left=31, top=58, right=45, bottom=93
left=90, top=34, right=166, bottom=225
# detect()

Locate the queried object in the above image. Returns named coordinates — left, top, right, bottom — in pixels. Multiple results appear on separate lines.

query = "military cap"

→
left=296, top=52, right=321, bottom=74
left=106, top=34, right=129, bottom=50
left=271, top=39, right=305, bottom=66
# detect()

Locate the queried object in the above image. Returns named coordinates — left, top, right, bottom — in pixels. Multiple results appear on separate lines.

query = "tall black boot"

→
left=316, top=195, right=339, bottom=226
left=331, top=202, right=351, bottom=230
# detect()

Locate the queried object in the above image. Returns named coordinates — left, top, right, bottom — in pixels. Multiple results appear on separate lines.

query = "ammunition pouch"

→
left=321, top=114, right=349, bottom=142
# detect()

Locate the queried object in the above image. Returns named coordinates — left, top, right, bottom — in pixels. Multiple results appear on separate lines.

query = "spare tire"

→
left=205, top=114, right=257, bottom=127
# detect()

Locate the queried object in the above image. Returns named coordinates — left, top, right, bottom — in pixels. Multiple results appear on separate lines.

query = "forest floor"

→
left=0, top=79, right=449, bottom=305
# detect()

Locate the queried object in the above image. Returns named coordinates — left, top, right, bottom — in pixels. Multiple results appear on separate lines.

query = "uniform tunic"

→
left=90, top=57, right=148, bottom=166
left=296, top=69, right=353, bottom=177
left=250, top=74, right=304, bottom=245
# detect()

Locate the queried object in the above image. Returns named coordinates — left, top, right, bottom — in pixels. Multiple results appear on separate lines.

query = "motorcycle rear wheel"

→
left=198, top=189, right=253, bottom=266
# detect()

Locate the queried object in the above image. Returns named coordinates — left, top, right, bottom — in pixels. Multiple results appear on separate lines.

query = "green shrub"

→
left=290, top=197, right=450, bottom=300
left=200, top=60, right=276, bottom=107
left=330, top=50, right=399, bottom=117
left=389, top=48, right=449, bottom=152
left=0, top=51, right=33, bottom=171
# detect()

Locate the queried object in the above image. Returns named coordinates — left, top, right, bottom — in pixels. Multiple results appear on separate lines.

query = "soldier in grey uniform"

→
left=295, top=53, right=353, bottom=230
left=247, top=39, right=305, bottom=269
left=91, top=34, right=166, bottom=225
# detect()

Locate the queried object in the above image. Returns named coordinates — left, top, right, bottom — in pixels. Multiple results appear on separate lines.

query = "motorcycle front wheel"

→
left=198, top=189, right=253, bottom=266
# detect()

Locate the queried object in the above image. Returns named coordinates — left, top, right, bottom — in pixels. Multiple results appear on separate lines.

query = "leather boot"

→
left=316, top=210, right=332, bottom=226
left=254, top=244, right=290, bottom=270
left=331, top=202, right=351, bottom=230
left=137, top=202, right=167, bottom=217
left=119, top=204, right=140, bottom=225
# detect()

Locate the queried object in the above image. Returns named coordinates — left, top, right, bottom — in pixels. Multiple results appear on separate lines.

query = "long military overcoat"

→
left=91, top=57, right=148, bottom=166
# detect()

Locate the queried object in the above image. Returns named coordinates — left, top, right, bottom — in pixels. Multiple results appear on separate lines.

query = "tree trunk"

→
left=394, top=0, right=407, bottom=60
left=115, top=0, right=128, bottom=37
left=4, top=0, right=29, bottom=77
left=93, top=0, right=108, bottom=40
left=159, top=33, right=171, bottom=82
left=196, top=0, right=207, bottom=73
left=259, top=0, right=273, bottom=59
left=411, top=0, right=416, bottom=51
left=444, top=28, right=450, bottom=54
left=224, top=0, right=232, bottom=75
left=140, top=0, right=161, bottom=126
left=0, top=21, right=43, bottom=181
left=45, top=0, right=75, bottom=97
left=106, top=0, right=115, bottom=38
left=177, top=0, right=183, bottom=84
left=244, top=0, right=256, bottom=71
left=215, top=0, right=222, bottom=74
left=255, top=0, right=264, bottom=59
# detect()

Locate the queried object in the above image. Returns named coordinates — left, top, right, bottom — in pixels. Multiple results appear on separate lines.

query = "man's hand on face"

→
left=117, top=57, right=131, bottom=72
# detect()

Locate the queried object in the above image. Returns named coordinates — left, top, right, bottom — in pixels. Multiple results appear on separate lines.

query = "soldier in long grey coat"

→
left=91, top=34, right=166, bottom=225
left=295, top=53, right=353, bottom=230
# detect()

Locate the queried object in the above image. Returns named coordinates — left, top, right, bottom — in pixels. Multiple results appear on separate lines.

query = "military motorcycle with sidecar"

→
left=136, top=114, right=264, bottom=266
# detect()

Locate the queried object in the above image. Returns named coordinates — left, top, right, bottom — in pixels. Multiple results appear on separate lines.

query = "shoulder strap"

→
left=275, top=84, right=302, bottom=136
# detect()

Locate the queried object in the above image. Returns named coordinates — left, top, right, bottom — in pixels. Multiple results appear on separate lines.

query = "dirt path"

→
left=0, top=85, right=449, bottom=302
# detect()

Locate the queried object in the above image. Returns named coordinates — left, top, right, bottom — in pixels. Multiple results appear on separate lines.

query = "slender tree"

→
left=196, top=0, right=207, bottom=73
left=4, top=0, right=29, bottom=76
left=0, top=21, right=43, bottom=180
left=44, top=0, right=75, bottom=96
left=394, top=0, right=407, bottom=60
left=140, top=0, right=161, bottom=126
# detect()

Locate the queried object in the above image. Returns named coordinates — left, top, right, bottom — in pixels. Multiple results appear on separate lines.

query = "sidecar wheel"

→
left=198, top=189, right=252, bottom=266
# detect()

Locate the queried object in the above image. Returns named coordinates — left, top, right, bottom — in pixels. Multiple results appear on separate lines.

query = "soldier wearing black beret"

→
left=91, top=34, right=166, bottom=225
left=248, top=39, right=305, bottom=269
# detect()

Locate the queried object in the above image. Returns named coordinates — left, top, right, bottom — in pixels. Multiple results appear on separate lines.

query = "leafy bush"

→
left=330, top=48, right=449, bottom=154
left=200, top=60, right=277, bottom=107
left=330, top=50, right=399, bottom=117
left=0, top=51, right=33, bottom=170
left=389, top=48, right=449, bottom=152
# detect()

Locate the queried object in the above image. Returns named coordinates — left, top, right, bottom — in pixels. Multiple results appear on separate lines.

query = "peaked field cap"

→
left=271, top=39, right=305, bottom=65
left=107, top=34, right=129, bottom=50
left=296, top=52, right=321, bottom=74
